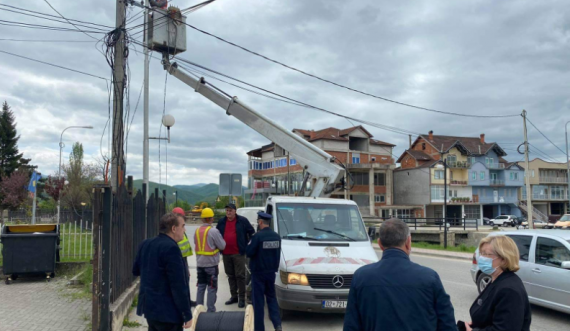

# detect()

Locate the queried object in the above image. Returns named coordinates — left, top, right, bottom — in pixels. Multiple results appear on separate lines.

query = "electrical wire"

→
left=42, top=0, right=103, bottom=40
left=0, top=20, right=106, bottom=33
left=526, top=117, right=567, bottom=156
left=0, top=4, right=112, bottom=28
left=0, top=38, right=93, bottom=42
left=0, top=49, right=109, bottom=81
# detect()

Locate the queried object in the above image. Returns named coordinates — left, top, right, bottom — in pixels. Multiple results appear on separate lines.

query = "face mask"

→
left=478, top=255, right=497, bottom=275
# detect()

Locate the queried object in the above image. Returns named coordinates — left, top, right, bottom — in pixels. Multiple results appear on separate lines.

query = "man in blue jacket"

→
left=133, top=212, right=192, bottom=331
left=217, top=203, right=255, bottom=308
left=343, top=218, right=457, bottom=331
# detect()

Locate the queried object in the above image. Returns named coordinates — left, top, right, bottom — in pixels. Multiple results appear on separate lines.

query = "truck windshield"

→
left=276, top=203, right=368, bottom=241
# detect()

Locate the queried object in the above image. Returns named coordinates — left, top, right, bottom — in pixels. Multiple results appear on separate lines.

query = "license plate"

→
left=322, top=300, right=347, bottom=309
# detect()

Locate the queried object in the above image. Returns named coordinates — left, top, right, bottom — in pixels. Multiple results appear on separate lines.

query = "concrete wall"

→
left=394, top=168, right=430, bottom=205
left=322, top=140, right=347, bottom=150
left=369, top=144, right=392, bottom=155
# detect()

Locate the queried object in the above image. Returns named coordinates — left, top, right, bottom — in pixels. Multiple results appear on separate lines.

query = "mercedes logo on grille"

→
left=332, top=275, right=344, bottom=288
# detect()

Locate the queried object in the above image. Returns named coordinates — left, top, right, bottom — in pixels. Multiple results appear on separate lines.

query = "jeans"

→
left=222, top=254, right=246, bottom=300
left=196, top=266, right=219, bottom=312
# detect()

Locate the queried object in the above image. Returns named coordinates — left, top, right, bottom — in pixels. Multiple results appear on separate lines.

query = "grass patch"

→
left=59, top=223, right=93, bottom=262
left=61, top=264, right=93, bottom=301
left=123, top=319, right=142, bottom=328
left=412, top=241, right=477, bottom=253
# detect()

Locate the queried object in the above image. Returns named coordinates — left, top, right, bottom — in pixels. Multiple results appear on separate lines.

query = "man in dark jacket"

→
left=343, top=218, right=457, bottom=331
left=216, top=203, right=255, bottom=308
left=133, top=212, right=192, bottom=331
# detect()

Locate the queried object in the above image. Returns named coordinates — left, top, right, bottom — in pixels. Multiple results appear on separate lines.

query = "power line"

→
left=0, top=7, right=108, bottom=31
left=0, top=38, right=93, bottom=42
left=0, top=49, right=109, bottom=81
left=0, top=4, right=112, bottom=28
left=526, top=117, right=567, bottom=155
left=0, top=20, right=106, bottom=33
left=148, top=11, right=518, bottom=118
left=41, top=0, right=104, bottom=40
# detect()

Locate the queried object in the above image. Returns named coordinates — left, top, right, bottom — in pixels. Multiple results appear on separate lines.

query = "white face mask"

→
left=478, top=255, right=497, bottom=275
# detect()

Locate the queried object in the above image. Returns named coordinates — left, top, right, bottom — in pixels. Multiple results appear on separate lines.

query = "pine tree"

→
left=0, top=101, right=24, bottom=180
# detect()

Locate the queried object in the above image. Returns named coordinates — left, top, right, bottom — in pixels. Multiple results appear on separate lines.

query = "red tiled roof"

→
left=396, top=150, right=433, bottom=163
left=339, top=125, right=373, bottom=138
left=420, top=134, right=506, bottom=156
left=370, top=139, right=396, bottom=147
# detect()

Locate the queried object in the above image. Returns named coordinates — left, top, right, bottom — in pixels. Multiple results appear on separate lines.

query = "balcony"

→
left=539, top=177, right=569, bottom=184
left=522, top=193, right=569, bottom=201
left=478, top=196, right=518, bottom=204
left=447, top=161, right=471, bottom=169
left=487, top=163, right=505, bottom=170
left=490, top=179, right=505, bottom=186
left=450, top=180, right=468, bottom=186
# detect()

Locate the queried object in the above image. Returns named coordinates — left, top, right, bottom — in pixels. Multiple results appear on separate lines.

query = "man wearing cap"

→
left=194, top=208, right=226, bottom=312
left=216, top=203, right=255, bottom=308
left=172, top=207, right=197, bottom=308
left=246, top=212, right=282, bottom=331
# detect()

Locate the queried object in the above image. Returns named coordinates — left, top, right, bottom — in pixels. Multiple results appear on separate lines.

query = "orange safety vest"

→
left=194, top=226, right=220, bottom=256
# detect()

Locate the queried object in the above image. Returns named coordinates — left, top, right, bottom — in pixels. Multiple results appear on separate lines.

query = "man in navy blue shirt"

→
left=344, top=218, right=457, bottom=331
left=246, top=212, right=282, bottom=331
left=133, top=212, right=192, bottom=331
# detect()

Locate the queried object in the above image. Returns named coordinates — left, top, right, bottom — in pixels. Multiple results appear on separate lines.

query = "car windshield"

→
left=559, top=215, right=570, bottom=221
left=276, top=203, right=368, bottom=241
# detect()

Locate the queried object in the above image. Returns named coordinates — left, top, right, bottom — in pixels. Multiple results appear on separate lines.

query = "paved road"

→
left=129, top=225, right=570, bottom=330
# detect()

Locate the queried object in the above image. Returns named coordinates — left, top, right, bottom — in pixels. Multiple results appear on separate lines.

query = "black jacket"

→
left=469, top=271, right=531, bottom=331
left=216, top=215, right=255, bottom=255
left=133, top=234, right=192, bottom=324
left=246, top=227, right=281, bottom=274
left=344, top=249, right=457, bottom=331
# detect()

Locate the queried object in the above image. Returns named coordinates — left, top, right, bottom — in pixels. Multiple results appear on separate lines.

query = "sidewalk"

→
left=372, top=243, right=473, bottom=261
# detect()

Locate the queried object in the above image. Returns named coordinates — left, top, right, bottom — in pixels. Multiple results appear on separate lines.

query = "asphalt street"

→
left=175, top=225, right=570, bottom=331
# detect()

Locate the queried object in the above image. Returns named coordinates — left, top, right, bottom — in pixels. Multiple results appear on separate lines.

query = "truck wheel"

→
left=477, top=273, right=491, bottom=294
left=489, top=221, right=494, bottom=226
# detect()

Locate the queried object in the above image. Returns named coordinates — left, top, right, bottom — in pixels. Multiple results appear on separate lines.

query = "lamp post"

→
left=566, top=121, right=570, bottom=214
left=173, top=191, right=178, bottom=205
left=436, top=160, right=448, bottom=248
left=565, top=121, right=570, bottom=213
left=58, top=126, right=93, bottom=224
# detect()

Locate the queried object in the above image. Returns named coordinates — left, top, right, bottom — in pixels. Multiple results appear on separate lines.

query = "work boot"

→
left=238, top=299, right=245, bottom=308
left=225, top=297, right=239, bottom=305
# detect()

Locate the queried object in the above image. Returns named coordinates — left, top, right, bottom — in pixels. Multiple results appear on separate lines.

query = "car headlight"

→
left=280, top=271, right=309, bottom=286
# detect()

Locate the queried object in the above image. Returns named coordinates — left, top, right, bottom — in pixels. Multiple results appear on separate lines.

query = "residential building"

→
left=517, top=158, right=569, bottom=221
left=244, top=126, right=396, bottom=216
left=394, top=131, right=525, bottom=223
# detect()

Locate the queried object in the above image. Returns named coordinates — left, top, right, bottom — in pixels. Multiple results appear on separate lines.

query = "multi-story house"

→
left=244, top=126, right=396, bottom=216
left=517, top=158, right=569, bottom=222
left=394, top=131, right=525, bottom=223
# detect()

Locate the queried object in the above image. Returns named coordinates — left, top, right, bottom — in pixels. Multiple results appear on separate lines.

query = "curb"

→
left=373, top=246, right=472, bottom=262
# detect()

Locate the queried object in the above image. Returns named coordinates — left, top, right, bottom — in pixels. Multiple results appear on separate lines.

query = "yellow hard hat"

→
left=201, top=208, right=214, bottom=219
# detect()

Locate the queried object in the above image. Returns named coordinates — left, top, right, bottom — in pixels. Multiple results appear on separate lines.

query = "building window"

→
left=374, top=173, right=386, bottom=186
left=422, top=143, right=426, bottom=150
left=472, top=172, right=477, bottom=181
left=351, top=173, right=369, bottom=186
left=469, top=157, right=476, bottom=164
left=510, top=172, right=519, bottom=181
left=374, top=194, right=385, bottom=203
left=531, top=170, right=535, bottom=177
left=352, top=153, right=360, bottom=164
left=464, top=205, right=481, bottom=220
left=434, top=170, right=444, bottom=179
left=480, top=172, right=485, bottom=180
left=290, top=159, right=297, bottom=166
left=447, top=155, right=457, bottom=164
left=395, top=209, right=411, bottom=219
left=431, top=185, right=445, bottom=200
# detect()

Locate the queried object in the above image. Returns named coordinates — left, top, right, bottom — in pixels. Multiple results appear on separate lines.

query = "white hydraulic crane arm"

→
left=163, top=59, right=344, bottom=197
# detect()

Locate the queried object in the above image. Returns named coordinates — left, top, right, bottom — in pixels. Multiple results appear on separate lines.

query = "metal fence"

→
left=59, top=220, right=93, bottom=261
left=92, top=180, right=165, bottom=331
left=368, top=217, right=479, bottom=231
left=1, top=209, right=93, bottom=226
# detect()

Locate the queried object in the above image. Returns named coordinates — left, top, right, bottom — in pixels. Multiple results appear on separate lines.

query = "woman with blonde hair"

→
left=462, top=235, right=531, bottom=331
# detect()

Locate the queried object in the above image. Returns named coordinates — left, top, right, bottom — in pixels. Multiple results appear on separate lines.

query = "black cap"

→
left=225, top=203, right=237, bottom=210
left=257, top=212, right=272, bottom=220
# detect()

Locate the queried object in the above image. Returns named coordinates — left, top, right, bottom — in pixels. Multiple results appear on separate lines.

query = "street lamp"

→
left=173, top=191, right=178, bottom=204
left=566, top=121, right=570, bottom=214
left=436, top=159, right=448, bottom=248
left=58, top=126, right=93, bottom=224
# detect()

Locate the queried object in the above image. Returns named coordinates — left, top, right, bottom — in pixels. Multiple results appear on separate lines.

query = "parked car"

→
left=483, top=217, right=491, bottom=225
left=554, top=214, right=570, bottom=230
left=470, top=230, right=570, bottom=314
left=520, top=219, right=548, bottom=229
left=489, top=215, right=518, bottom=227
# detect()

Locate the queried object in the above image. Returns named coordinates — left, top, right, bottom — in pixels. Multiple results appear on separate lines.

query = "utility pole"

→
left=443, top=159, right=448, bottom=248
left=111, top=0, right=126, bottom=191
left=143, top=0, right=150, bottom=201
left=564, top=121, right=570, bottom=214
left=522, top=110, right=534, bottom=229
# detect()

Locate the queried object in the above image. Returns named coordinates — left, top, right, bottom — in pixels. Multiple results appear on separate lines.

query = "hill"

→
left=132, top=180, right=204, bottom=205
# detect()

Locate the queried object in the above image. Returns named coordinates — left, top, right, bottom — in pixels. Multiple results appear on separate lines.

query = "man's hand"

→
left=465, top=321, right=473, bottom=331
left=184, top=320, right=192, bottom=329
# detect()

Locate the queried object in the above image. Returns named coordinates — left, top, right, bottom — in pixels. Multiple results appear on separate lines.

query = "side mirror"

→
left=561, top=262, right=570, bottom=270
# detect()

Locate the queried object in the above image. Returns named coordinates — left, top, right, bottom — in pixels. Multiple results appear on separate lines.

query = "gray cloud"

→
left=1, top=0, right=569, bottom=186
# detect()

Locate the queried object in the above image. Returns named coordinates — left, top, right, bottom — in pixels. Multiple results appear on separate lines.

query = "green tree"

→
left=214, top=196, right=244, bottom=209
left=61, top=142, right=101, bottom=212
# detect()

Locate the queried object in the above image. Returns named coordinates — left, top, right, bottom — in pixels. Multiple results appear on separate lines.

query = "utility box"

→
left=148, top=8, right=187, bottom=55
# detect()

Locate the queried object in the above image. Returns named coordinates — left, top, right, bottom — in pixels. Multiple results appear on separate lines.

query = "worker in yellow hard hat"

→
left=194, top=208, right=226, bottom=312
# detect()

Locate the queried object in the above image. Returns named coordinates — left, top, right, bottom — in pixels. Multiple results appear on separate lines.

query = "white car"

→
left=489, top=215, right=518, bottom=227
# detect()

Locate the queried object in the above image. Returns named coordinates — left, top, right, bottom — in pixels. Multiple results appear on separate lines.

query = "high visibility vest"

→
left=178, top=233, right=193, bottom=257
left=195, top=226, right=220, bottom=256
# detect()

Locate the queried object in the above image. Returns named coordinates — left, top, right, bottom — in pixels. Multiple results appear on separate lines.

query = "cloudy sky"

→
left=1, top=0, right=569, bottom=186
